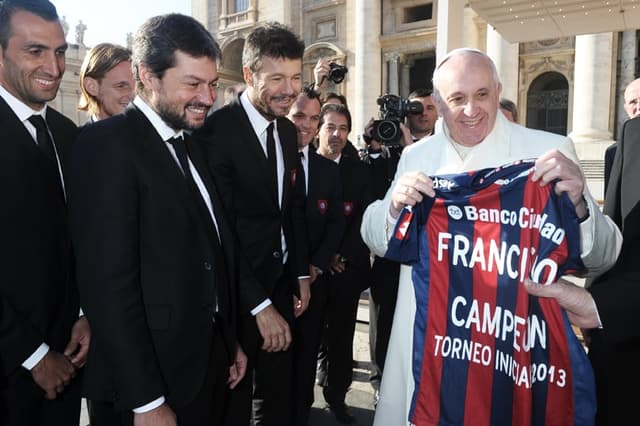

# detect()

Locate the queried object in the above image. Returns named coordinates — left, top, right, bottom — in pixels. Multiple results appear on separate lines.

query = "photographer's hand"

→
left=313, top=58, right=330, bottom=90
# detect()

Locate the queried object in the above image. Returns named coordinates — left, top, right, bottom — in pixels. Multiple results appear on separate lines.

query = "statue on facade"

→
left=126, top=32, right=134, bottom=51
left=60, top=16, right=69, bottom=38
left=75, top=20, right=87, bottom=46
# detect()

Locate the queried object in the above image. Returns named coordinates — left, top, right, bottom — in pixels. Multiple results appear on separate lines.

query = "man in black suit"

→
left=288, top=87, right=345, bottom=425
left=196, top=22, right=310, bottom=426
left=526, top=116, right=640, bottom=425
left=604, top=78, right=640, bottom=195
left=0, top=1, right=89, bottom=425
left=315, top=103, right=373, bottom=424
left=67, top=14, right=246, bottom=426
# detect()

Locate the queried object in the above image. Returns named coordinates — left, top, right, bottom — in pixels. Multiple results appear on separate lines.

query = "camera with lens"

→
left=326, top=62, right=348, bottom=84
left=372, top=94, right=423, bottom=146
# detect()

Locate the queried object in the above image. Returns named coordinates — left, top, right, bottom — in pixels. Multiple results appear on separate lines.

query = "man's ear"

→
left=137, top=63, right=157, bottom=90
left=242, top=66, right=253, bottom=87
left=84, top=77, right=99, bottom=97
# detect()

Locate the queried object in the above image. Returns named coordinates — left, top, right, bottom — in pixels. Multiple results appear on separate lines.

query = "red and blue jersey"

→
left=386, top=160, right=595, bottom=426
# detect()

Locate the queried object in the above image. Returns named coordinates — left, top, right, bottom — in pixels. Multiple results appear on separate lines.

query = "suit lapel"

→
left=230, top=101, right=279, bottom=208
left=124, top=106, right=204, bottom=227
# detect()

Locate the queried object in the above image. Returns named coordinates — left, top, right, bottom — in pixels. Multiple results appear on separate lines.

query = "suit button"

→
left=204, top=261, right=212, bottom=270
left=272, top=251, right=281, bottom=259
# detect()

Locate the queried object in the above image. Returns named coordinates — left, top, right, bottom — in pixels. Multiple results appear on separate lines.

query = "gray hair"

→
left=432, top=48, right=500, bottom=102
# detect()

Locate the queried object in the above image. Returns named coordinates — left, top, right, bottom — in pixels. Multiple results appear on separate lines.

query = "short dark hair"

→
left=319, top=103, right=351, bottom=133
left=242, top=21, right=305, bottom=73
left=409, top=87, right=433, bottom=99
left=79, top=43, right=132, bottom=114
left=301, top=86, right=321, bottom=102
left=321, top=91, right=348, bottom=109
left=132, top=13, right=221, bottom=93
left=0, top=0, right=59, bottom=50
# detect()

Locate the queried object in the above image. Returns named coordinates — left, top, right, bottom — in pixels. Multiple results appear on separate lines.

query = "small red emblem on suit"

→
left=317, top=199, right=328, bottom=214
left=290, top=169, right=297, bottom=186
left=343, top=202, right=354, bottom=216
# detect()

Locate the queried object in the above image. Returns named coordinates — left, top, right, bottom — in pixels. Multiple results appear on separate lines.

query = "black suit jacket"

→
left=591, top=116, right=640, bottom=341
left=67, top=106, right=238, bottom=410
left=0, top=97, right=79, bottom=378
left=588, top=116, right=640, bottom=424
left=304, top=150, right=345, bottom=272
left=196, top=97, right=309, bottom=313
left=603, top=142, right=616, bottom=197
left=337, top=155, right=374, bottom=276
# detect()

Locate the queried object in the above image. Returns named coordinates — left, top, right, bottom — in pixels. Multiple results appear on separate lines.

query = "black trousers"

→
left=320, top=264, right=369, bottom=403
left=1, top=364, right=82, bottom=426
left=223, top=273, right=294, bottom=426
left=88, top=326, right=230, bottom=426
left=368, top=257, right=400, bottom=388
left=291, top=274, right=331, bottom=426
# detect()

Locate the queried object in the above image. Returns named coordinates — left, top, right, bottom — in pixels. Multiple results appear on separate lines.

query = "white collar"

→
left=133, top=96, right=184, bottom=141
left=0, top=83, right=47, bottom=122
left=240, top=90, right=275, bottom=138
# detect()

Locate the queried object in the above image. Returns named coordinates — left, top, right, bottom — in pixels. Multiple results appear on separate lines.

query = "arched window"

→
left=526, top=72, right=569, bottom=135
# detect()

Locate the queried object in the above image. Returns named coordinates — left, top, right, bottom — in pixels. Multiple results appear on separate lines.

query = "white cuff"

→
left=133, top=396, right=165, bottom=413
left=251, top=299, right=272, bottom=316
left=22, top=343, right=49, bottom=370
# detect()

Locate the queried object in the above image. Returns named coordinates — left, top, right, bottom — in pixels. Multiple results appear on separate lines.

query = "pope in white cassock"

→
left=360, top=48, right=622, bottom=426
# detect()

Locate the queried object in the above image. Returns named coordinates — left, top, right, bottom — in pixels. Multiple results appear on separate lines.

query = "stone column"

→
left=401, top=60, right=411, bottom=96
left=354, top=0, right=381, bottom=143
left=385, top=53, right=400, bottom=96
left=617, top=30, right=638, bottom=135
left=486, top=25, right=519, bottom=106
left=570, top=33, right=615, bottom=144
left=570, top=32, right=616, bottom=201
left=436, top=0, right=466, bottom=63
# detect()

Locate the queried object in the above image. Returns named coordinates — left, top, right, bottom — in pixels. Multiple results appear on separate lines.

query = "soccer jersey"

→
left=386, top=160, right=595, bottom=426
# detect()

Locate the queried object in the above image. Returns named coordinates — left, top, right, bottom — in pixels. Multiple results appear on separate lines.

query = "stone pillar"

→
left=617, top=30, right=638, bottom=135
left=570, top=33, right=615, bottom=144
left=354, top=0, right=381, bottom=143
left=486, top=25, right=519, bottom=107
left=385, top=53, right=400, bottom=96
left=436, top=0, right=466, bottom=63
left=570, top=33, right=616, bottom=201
left=401, top=61, right=411, bottom=96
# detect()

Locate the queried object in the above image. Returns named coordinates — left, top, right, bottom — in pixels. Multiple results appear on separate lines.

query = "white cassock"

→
left=360, top=112, right=622, bottom=426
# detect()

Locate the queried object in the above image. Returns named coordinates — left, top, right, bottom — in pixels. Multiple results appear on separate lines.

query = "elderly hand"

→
left=532, top=150, right=588, bottom=219
left=390, top=171, right=435, bottom=218
left=523, top=278, right=601, bottom=329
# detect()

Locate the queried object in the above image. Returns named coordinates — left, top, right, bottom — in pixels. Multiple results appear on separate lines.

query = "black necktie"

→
left=28, top=115, right=57, bottom=163
left=167, top=136, right=226, bottom=315
left=266, top=122, right=278, bottom=202
left=299, top=151, right=307, bottom=196
left=28, top=115, right=64, bottom=198
left=168, top=136, right=192, bottom=180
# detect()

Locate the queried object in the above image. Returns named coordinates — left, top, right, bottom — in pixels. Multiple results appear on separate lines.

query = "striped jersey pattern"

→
left=386, top=160, right=595, bottom=426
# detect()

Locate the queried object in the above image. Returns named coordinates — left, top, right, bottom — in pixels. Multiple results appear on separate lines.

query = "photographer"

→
left=405, top=88, right=438, bottom=141
left=362, top=88, right=435, bottom=405
left=313, top=57, right=348, bottom=92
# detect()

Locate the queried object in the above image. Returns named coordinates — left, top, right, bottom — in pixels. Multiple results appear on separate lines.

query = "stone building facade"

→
left=192, top=0, right=639, bottom=200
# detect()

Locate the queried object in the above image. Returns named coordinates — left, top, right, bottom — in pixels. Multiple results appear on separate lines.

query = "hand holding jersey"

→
left=391, top=148, right=589, bottom=221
